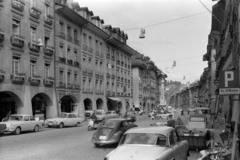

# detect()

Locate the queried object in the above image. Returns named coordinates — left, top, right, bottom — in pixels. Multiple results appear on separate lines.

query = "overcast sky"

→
left=74, top=0, right=216, bottom=83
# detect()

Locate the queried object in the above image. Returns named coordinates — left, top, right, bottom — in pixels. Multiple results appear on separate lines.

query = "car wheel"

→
left=75, top=122, right=81, bottom=127
left=14, top=127, right=21, bottom=135
left=59, top=123, right=64, bottom=129
left=94, top=143, right=100, bottom=148
left=34, top=125, right=39, bottom=132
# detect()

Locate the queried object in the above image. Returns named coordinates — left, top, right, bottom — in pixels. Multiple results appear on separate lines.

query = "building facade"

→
left=0, top=0, right=56, bottom=121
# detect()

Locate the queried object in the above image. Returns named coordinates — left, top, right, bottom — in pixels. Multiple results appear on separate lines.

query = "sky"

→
left=74, top=0, right=217, bottom=83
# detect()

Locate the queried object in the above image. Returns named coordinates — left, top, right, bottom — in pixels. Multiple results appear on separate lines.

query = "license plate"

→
left=99, top=136, right=106, bottom=140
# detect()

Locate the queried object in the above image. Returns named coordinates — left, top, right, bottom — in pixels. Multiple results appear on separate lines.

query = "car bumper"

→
left=92, top=139, right=118, bottom=145
left=46, top=123, right=59, bottom=127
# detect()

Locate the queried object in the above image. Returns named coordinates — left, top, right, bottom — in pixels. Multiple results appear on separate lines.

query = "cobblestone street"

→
left=0, top=113, right=201, bottom=160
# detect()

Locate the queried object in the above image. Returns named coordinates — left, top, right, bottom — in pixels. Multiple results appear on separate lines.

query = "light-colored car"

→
left=104, top=126, right=189, bottom=160
left=95, top=110, right=111, bottom=121
left=0, top=114, right=43, bottom=135
left=106, top=110, right=119, bottom=118
left=45, top=112, right=84, bottom=128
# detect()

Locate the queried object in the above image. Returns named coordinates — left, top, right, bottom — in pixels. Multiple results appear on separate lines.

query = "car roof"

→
left=195, top=107, right=210, bottom=110
left=189, top=114, right=207, bottom=118
left=11, top=114, right=32, bottom=116
left=125, top=126, right=174, bottom=136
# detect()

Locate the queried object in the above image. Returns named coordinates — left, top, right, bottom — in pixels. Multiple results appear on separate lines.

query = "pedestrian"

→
left=150, top=111, right=155, bottom=121
left=181, top=109, right=184, bottom=116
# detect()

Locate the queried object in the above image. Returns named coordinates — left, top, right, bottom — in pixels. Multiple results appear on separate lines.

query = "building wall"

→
left=0, top=0, right=57, bottom=120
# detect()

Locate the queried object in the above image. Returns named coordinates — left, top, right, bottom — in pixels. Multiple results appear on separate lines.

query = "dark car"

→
left=92, top=118, right=138, bottom=147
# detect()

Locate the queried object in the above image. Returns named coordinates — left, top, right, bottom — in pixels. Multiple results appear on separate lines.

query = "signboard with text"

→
left=219, top=70, right=240, bottom=95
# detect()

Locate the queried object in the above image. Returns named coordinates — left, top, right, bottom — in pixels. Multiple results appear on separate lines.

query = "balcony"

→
left=12, top=0, right=25, bottom=12
left=43, top=46, right=54, bottom=56
left=0, top=30, right=5, bottom=42
left=28, top=75, right=41, bottom=86
left=28, top=40, right=40, bottom=52
left=59, top=32, right=65, bottom=39
left=59, top=57, right=66, bottom=63
left=74, top=61, right=79, bottom=67
left=82, top=69, right=87, bottom=75
left=67, top=83, right=73, bottom=89
left=74, top=39, right=79, bottom=45
left=106, top=54, right=110, bottom=59
left=88, top=47, right=93, bottom=53
left=111, top=74, right=115, bottom=79
left=106, top=73, right=110, bottom=78
left=112, top=56, right=115, bottom=61
left=10, top=73, right=26, bottom=85
left=44, top=15, right=53, bottom=25
left=29, top=7, right=41, bottom=19
left=83, top=44, right=87, bottom=52
left=88, top=70, right=93, bottom=76
left=0, top=69, right=5, bottom=82
left=74, top=84, right=80, bottom=89
left=67, top=35, right=72, bottom=42
left=43, top=77, right=54, bottom=87
left=67, top=59, right=73, bottom=65
left=11, top=35, right=24, bottom=48
left=95, top=51, right=99, bottom=56
left=59, top=82, right=66, bottom=88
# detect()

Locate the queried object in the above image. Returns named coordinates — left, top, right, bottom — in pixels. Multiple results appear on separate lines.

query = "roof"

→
left=125, top=126, right=174, bottom=136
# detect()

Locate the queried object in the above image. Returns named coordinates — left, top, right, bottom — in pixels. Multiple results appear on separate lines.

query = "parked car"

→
left=95, top=110, right=111, bottom=121
left=92, top=118, right=138, bottom=147
left=106, top=110, right=119, bottom=118
left=104, top=126, right=189, bottom=160
left=85, top=110, right=94, bottom=119
left=0, top=114, right=43, bottom=135
left=45, top=112, right=84, bottom=128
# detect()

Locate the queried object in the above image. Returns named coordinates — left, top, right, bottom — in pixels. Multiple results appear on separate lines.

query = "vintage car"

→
left=45, top=112, right=84, bottom=128
left=85, top=110, right=94, bottom=119
left=95, top=110, right=112, bottom=121
left=150, top=113, right=173, bottom=126
left=194, top=107, right=213, bottom=128
left=106, top=110, right=119, bottom=118
left=0, top=114, right=43, bottom=135
left=104, top=126, right=189, bottom=160
left=186, top=114, right=213, bottom=131
left=92, top=118, right=138, bottom=147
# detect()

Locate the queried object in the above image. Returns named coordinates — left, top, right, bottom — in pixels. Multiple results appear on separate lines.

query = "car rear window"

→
left=101, top=121, right=118, bottom=128
left=98, top=128, right=113, bottom=136
left=190, top=117, right=205, bottom=122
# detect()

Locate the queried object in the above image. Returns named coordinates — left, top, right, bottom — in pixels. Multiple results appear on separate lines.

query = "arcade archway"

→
left=0, top=91, right=23, bottom=121
left=32, top=93, right=52, bottom=120
left=60, top=95, right=76, bottom=113
left=84, top=98, right=92, bottom=110
left=96, top=98, right=103, bottom=110
left=143, top=102, right=146, bottom=111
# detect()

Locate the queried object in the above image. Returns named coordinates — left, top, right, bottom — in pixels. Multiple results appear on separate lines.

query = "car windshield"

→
left=190, top=117, right=205, bottom=122
left=96, top=111, right=104, bottom=115
left=97, top=128, right=113, bottom=136
left=60, top=113, right=67, bottom=118
left=106, top=111, right=112, bottom=114
left=121, top=133, right=166, bottom=146
left=9, top=116, right=23, bottom=121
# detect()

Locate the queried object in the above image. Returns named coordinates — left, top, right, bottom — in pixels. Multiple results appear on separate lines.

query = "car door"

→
left=169, top=130, right=181, bottom=160
left=70, top=114, right=78, bottom=126
left=65, top=114, right=71, bottom=126
left=29, top=116, right=37, bottom=130
left=22, top=116, right=31, bottom=131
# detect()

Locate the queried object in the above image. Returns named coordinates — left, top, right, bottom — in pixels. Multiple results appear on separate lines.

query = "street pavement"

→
left=0, top=112, right=201, bottom=160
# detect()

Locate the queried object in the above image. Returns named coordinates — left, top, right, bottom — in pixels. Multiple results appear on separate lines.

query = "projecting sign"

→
left=219, top=70, right=240, bottom=95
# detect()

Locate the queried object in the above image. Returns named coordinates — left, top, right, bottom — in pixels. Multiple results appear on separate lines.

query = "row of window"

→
left=59, top=70, right=78, bottom=85
left=12, top=56, right=50, bottom=78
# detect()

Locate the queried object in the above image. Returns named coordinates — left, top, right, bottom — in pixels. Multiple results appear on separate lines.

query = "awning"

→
left=108, top=97, right=121, bottom=101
